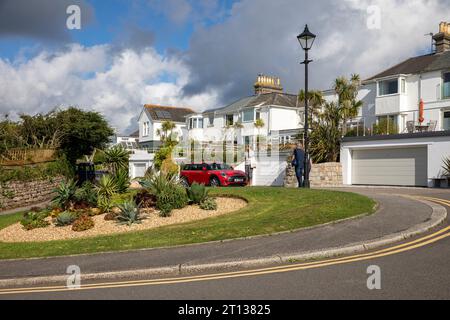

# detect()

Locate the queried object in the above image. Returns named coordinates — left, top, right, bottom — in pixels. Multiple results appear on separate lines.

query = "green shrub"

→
left=52, top=180, right=77, bottom=210
left=97, top=195, right=113, bottom=213
left=140, top=170, right=188, bottom=217
left=154, top=146, right=172, bottom=170
left=200, top=197, right=218, bottom=211
left=117, top=201, right=144, bottom=226
left=74, top=181, right=98, bottom=206
left=21, top=211, right=50, bottom=231
left=0, top=156, right=74, bottom=184
left=55, top=211, right=77, bottom=226
left=72, top=215, right=95, bottom=232
left=186, top=183, right=208, bottom=204
left=156, top=185, right=188, bottom=217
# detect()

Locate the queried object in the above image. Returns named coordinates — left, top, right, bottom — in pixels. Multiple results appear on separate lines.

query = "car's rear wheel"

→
left=210, top=176, right=221, bottom=187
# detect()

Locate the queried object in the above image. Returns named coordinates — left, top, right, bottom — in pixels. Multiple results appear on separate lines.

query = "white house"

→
left=112, top=130, right=139, bottom=150
left=138, top=104, right=194, bottom=150
left=339, top=22, right=450, bottom=188
left=186, top=75, right=305, bottom=147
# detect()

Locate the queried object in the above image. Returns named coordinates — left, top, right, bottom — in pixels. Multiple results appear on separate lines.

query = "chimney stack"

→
left=433, top=22, right=450, bottom=53
left=254, top=74, right=283, bottom=95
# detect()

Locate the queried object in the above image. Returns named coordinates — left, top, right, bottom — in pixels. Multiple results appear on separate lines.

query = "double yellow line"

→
left=0, top=196, right=449, bottom=296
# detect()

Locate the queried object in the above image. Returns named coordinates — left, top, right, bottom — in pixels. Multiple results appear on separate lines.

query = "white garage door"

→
left=352, top=147, right=428, bottom=187
left=133, top=163, right=147, bottom=178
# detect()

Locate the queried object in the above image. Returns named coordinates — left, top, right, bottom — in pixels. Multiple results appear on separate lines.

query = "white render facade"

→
left=138, top=105, right=193, bottom=150
left=324, top=23, right=450, bottom=134
left=186, top=94, right=304, bottom=146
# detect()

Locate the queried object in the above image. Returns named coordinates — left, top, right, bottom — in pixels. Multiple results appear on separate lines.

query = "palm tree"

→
left=156, top=121, right=177, bottom=146
left=298, top=89, right=325, bottom=119
left=309, top=102, right=342, bottom=163
left=254, top=118, right=265, bottom=152
left=332, top=74, right=362, bottom=135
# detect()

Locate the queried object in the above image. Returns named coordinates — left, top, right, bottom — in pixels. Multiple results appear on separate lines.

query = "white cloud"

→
left=0, top=44, right=220, bottom=132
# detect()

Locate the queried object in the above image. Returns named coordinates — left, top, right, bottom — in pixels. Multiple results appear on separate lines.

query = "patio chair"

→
left=428, top=120, right=437, bottom=132
left=406, top=121, right=415, bottom=133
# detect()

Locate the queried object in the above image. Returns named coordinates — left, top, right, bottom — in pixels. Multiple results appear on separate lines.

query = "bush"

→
left=72, top=215, right=95, bottom=232
left=97, top=195, right=113, bottom=213
left=21, top=211, right=50, bottom=231
left=186, top=183, right=208, bottom=204
left=55, top=211, right=77, bottom=226
left=442, top=157, right=450, bottom=177
left=74, top=181, right=98, bottom=207
left=156, top=185, right=188, bottom=217
left=154, top=146, right=172, bottom=170
left=200, top=197, right=218, bottom=211
left=134, top=190, right=156, bottom=208
left=140, top=170, right=188, bottom=217
left=0, top=156, right=74, bottom=184
left=160, top=156, right=179, bottom=176
left=52, top=180, right=77, bottom=210
left=116, top=201, right=144, bottom=226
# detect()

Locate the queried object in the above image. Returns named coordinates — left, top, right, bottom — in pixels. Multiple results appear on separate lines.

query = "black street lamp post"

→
left=297, top=24, right=316, bottom=189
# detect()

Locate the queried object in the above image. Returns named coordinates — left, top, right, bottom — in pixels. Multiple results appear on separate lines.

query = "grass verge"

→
left=0, top=187, right=375, bottom=259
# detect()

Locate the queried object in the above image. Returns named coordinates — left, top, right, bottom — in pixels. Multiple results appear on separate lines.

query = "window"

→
left=226, top=114, right=234, bottom=126
left=444, top=72, right=450, bottom=99
left=401, top=78, right=406, bottom=94
left=256, top=111, right=261, bottom=120
left=143, top=122, right=149, bottom=136
left=242, top=108, right=255, bottom=122
left=443, top=111, right=450, bottom=130
left=208, top=114, right=214, bottom=126
left=378, top=79, right=399, bottom=96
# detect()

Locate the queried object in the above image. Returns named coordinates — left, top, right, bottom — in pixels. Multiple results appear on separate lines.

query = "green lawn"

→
left=0, top=187, right=375, bottom=260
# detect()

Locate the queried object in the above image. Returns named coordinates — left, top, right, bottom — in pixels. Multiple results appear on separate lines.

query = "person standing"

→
left=292, top=142, right=305, bottom=188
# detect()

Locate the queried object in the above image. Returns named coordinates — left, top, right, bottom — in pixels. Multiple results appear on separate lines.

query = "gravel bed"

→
left=0, top=197, right=247, bottom=243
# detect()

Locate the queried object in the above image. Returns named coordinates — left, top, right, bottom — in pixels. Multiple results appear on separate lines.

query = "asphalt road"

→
left=1, top=188, right=449, bottom=300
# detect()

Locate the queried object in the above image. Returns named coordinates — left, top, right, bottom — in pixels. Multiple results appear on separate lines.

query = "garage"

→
left=351, top=147, right=428, bottom=187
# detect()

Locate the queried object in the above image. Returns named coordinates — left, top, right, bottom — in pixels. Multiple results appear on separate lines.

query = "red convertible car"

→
left=180, top=163, right=248, bottom=187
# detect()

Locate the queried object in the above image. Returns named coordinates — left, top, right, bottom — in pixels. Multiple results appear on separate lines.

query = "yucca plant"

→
left=116, top=201, right=144, bottom=226
left=113, top=169, right=130, bottom=194
left=442, top=157, right=450, bottom=177
left=103, top=145, right=130, bottom=175
left=186, top=182, right=208, bottom=204
left=96, top=174, right=118, bottom=199
left=55, top=211, right=77, bottom=226
left=52, top=180, right=77, bottom=210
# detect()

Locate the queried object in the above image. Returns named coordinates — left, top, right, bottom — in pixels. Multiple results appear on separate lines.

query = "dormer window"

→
left=443, top=72, right=450, bottom=99
left=378, top=79, right=399, bottom=96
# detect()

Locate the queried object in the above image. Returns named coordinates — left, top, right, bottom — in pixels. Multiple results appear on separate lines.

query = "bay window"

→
left=443, top=72, right=450, bottom=99
left=378, top=79, right=399, bottom=96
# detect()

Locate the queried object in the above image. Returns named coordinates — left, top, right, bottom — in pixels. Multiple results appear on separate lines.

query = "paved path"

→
left=0, top=188, right=447, bottom=281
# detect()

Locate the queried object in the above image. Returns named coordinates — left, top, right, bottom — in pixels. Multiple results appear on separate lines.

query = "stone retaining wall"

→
left=0, top=176, right=64, bottom=211
left=284, top=162, right=343, bottom=188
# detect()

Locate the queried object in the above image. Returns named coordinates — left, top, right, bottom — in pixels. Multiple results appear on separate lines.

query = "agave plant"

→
left=103, top=145, right=130, bottom=175
left=52, top=180, right=77, bottom=210
left=140, top=170, right=181, bottom=196
left=55, top=211, right=77, bottom=227
left=74, top=181, right=98, bottom=206
left=116, top=201, right=144, bottom=226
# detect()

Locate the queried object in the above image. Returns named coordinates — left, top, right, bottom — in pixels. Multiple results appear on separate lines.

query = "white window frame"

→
left=377, top=78, right=400, bottom=97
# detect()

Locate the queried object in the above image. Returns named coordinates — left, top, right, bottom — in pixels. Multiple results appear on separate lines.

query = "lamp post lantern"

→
left=297, top=24, right=316, bottom=189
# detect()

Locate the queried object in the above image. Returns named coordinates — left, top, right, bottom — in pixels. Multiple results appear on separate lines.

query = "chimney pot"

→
left=434, top=22, right=450, bottom=53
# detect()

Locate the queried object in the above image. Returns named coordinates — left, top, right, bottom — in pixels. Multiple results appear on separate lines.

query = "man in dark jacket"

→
left=292, top=142, right=305, bottom=188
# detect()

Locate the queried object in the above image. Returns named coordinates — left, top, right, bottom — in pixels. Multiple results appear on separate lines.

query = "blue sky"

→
left=0, top=0, right=449, bottom=132
left=0, top=0, right=236, bottom=60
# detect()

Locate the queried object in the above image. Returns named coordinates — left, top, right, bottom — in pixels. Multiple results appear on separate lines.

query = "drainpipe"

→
left=418, top=73, right=422, bottom=124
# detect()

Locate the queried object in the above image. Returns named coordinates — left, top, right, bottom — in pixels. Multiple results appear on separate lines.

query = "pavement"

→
left=0, top=187, right=449, bottom=287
